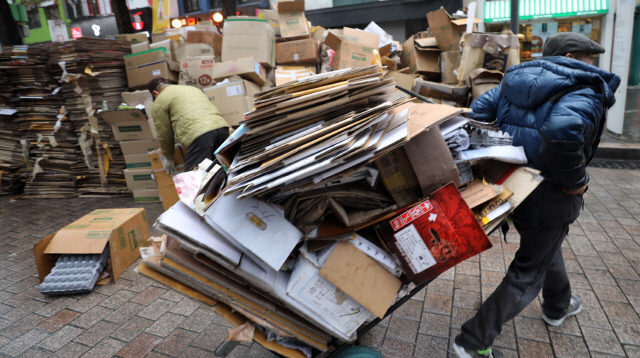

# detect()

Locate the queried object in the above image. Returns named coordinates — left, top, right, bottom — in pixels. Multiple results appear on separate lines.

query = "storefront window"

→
left=184, top=0, right=201, bottom=13
left=27, top=5, right=42, bottom=29
left=486, top=17, right=603, bottom=67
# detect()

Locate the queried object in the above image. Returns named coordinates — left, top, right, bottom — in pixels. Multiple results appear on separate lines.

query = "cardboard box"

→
left=148, top=146, right=186, bottom=171
left=98, top=108, right=157, bottom=141
left=124, top=48, right=166, bottom=69
left=276, top=39, right=318, bottom=65
left=131, top=41, right=150, bottom=54
left=376, top=183, right=492, bottom=285
left=123, top=153, right=153, bottom=169
left=276, top=65, right=316, bottom=73
left=400, top=36, right=440, bottom=79
left=113, top=33, right=148, bottom=43
left=121, top=90, right=153, bottom=107
left=413, top=79, right=469, bottom=107
left=212, top=57, right=267, bottom=86
left=119, top=139, right=160, bottom=156
left=133, top=188, right=161, bottom=203
left=375, top=106, right=461, bottom=207
left=150, top=39, right=179, bottom=62
left=468, top=68, right=504, bottom=102
left=325, top=28, right=379, bottom=70
left=440, top=51, right=461, bottom=84
left=458, top=32, right=520, bottom=85
left=179, top=56, right=215, bottom=88
left=426, top=7, right=480, bottom=52
left=275, top=68, right=315, bottom=86
left=278, top=1, right=310, bottom=39
left=34, top=208, right=149, bottom=285
left=257, top=9, right=280, bottom=36
left=203, top=80, right=260, bottom=127
left=186, top=31, right=223, bottom=58
left=126, top=61, right=178, bottom=89
left=175, top=43, right=215, bottom=62
left=124, top=168, right=156, bottom=190
left=222, top=17, right=276, bottom=68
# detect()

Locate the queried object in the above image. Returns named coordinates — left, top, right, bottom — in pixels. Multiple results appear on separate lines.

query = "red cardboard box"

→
left=376, top=183, right=492, bottom=285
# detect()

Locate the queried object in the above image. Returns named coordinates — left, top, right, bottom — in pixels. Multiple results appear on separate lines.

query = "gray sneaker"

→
left=542, top=294, right=583, bottom=326
left=453, top=343, right=503, bottom=358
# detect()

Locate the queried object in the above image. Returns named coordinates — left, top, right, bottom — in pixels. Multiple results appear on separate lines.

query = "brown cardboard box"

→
left=119, top=139, right=160, bottom=156
left=124, top=48, right=166, bottom=68
left=278, top=1, right=311, bottom=39
left=33, top=208, right=149, bottom=284
left=203, top=79, right=260, bottom=126
left=126, top=61, right=178, bottom=89
left=276, top=39, right=318, bottom=65
left=150, top=39, right=179, bottom=61
left=324, top=28, right=379, bottom=70
left=212, top=57, right=267, bottom=86
left=123, top=153, right=153, bottom=169
left=186, top=31, right=214, bottom=46
left=426, top=7, right=480, bottom=52
left=114, top=33, right=148, bottom=43
left=175, top=43, right=215, bottom=62
left=124, top=168, right=156, bottom=190
left=98, top=108, right=157, bottom=141
left=275, top=68, right=315, bottom=86
left=468, top=68, right=504, bottom=102
left=133, top=189, right=161, bottom=203
left=221, top=17, right=276, bottom=68
left=400, top=36, right=440, bottom=79
left=179, top=56, right=215, bottom=88
left=458, top=32, right=520, bottom=84
left=257, top=9, right=280, bottom=36
left=413, top=79, right=469, bottom=107
left=131, top=42, right=150, bottom=54
left=440, top=51, right=461, bottom=84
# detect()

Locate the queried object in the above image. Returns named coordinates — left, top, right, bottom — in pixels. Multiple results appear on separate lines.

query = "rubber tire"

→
left=334, top=346, right=385, bottom=358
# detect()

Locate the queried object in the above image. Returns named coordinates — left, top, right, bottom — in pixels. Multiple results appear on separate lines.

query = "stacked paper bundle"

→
left=0, top=45, right=80, bottom=199
left=48, top=38, right=132, bottom=197
left=0, top=68, right=24, bottom=195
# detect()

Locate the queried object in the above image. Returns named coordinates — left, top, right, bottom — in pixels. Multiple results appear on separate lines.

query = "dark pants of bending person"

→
left=455, top=221, right=572, bottom=350
left=183, top=128, right=229, bottom=172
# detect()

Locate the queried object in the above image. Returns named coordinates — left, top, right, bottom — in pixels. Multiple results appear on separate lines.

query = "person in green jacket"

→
left=148, top=77, right=229, bottom=173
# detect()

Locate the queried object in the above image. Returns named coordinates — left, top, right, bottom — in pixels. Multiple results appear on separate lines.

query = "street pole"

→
left=510, top=0, right=519, bottom=34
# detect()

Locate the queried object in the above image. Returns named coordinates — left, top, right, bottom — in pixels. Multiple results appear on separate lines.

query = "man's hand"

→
left=161, top=157, right=177, bottom=175
left=563, top=184, right=588, bottom=195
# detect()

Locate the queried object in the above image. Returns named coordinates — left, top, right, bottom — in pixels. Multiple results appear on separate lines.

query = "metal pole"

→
left=510, top=0, right=519, bottom=34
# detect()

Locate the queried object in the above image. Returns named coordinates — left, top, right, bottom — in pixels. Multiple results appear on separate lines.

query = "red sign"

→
left=132, top=22, right=144, bottom=30
left=71, top=27, right=82, bottom=39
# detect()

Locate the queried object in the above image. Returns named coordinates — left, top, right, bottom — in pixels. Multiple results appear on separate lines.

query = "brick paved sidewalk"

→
left=0, top=167, right=639, bottom=357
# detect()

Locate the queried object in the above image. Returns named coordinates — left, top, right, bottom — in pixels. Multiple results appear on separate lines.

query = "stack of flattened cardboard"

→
left=0, top=46, right=80, bottom=199
left=48, top=38, right=133, bottom=197
left=0, top=68, right=24, bottom=195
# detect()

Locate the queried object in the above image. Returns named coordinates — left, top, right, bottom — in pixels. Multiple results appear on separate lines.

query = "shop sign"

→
left=484, top=0, right=609, bottom=23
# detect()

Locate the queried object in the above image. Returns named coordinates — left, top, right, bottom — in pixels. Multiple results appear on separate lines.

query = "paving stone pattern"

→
left=0, top=167, right=639, bottom=357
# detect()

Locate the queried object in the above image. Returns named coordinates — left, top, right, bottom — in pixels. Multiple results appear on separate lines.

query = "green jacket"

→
left=152, top=85, right=228, bottom=159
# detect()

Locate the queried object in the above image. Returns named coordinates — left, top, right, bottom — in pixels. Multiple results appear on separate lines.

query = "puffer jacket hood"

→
left=501, top=57, right=619, bottom=110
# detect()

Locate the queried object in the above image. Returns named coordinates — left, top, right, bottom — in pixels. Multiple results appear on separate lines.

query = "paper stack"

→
left=48, top=38, right=132, bottom=197
left=0, top=45, right=80, bottom=199
left=0, top=68, right=23, bottom=195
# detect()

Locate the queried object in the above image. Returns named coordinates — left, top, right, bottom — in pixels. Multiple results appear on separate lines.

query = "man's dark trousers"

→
left=183, top=128, right=229, bottom=171
left=455, top=220, right=572, bottom=350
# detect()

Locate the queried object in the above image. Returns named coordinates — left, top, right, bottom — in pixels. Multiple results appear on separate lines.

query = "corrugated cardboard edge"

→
left=138, top=260, right=218, bottom=306
left=33, top=234, right=57, bottom=283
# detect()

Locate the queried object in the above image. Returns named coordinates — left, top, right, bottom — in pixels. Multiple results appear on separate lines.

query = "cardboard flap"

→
left=469, top=68, right=505, bottom=83
left=451, top=17, right=482, bottom=26
left=278, top=1, right=305, bottom=12
left=34, top=234, right=57, bottom=283
left=414, top=37, right=438, bottom=48
left=98, top=109, right=147, bottom=124
left=319, top=242, right=400, bottom=319
left=343, top=27, right=379, bottom=47
left=324, top=31, right=342, bottom=51
left=407, top=103, right=463, bottom=139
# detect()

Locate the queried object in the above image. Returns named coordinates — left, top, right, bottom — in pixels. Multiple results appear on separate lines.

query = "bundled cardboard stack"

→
left=47, top=38, right=134, bottom=197
left=0, top=68, right=23, bottom=195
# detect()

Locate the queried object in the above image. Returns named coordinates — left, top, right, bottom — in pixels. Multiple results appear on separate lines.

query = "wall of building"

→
left=306, top=0, right=332, bottom=11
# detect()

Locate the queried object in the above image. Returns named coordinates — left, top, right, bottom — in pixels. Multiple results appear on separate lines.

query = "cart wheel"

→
left=334, top=346, right=385, bottom=358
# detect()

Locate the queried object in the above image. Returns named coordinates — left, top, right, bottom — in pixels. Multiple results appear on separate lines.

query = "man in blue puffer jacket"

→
left=453, top=33, right=621, bottom=358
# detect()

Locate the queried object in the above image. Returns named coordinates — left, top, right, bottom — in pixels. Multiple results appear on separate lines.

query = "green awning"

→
left=484, top=0, right=609, bottom=23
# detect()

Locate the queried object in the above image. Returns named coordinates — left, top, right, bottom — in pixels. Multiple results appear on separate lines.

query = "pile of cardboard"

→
left=0, top=68, right=23, bottom=195
left=48, top=38, right=134, bottom=197
left=0, top=45, right=81, bottom=199
left=398, top=7, right=520, bottom=107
